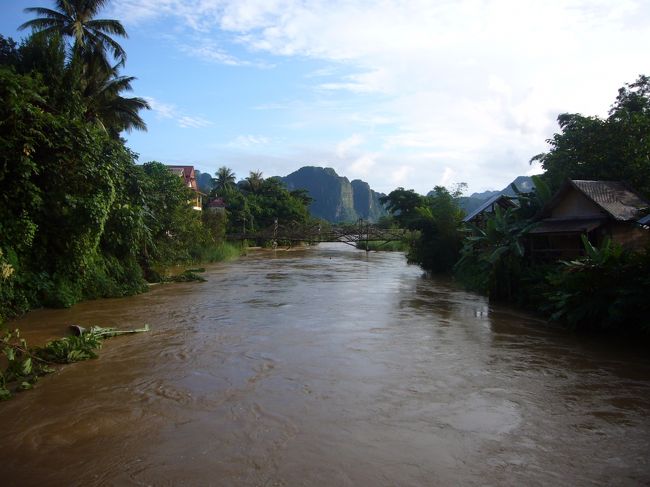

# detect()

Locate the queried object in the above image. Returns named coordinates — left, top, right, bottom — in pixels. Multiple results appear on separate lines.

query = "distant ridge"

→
left=281, top=166, right=387, bottom=222
left=456, top=176, right=535, bottom=213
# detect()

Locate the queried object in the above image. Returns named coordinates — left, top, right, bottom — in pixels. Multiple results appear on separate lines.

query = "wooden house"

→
left=167, top=165, right=204, bottom=210
left=463, top=194, right=517, bottom=227
left=528, top=180, right=650, bottom=259
left=206, top=197, right=226, bottom=212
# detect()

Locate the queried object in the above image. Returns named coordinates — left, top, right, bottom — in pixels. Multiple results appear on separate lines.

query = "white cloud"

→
left=227, top=135, right=271, bottom=148
left=347, top=153, right=377, bottom=177
left=335, top=134, right=364, bottom=158
left=390, top=165, right=413, bottom=188
left=439, top=167, right=456, bottom=187
left=145, top=97, right=212, bottom=129
left=177, top=116, right=212, bottom=128
left=118, top=0, right=650, bottom=192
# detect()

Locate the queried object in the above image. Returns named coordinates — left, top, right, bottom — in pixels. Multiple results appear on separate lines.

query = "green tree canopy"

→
left=532, top=75, right=650, bottom=197
left=19, top=0, right=128, bottom=70
left=214, top=166, right=236, bottom=195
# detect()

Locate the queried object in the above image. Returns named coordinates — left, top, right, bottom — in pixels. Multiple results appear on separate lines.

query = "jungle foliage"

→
left=383, top=76, right=650, bottom=335
left=532, top=75, right=650, bottom=198
left=209, top=170, right=315, bottom=242
left=380, top=185, right=466, bottom=273
left=0, top=5, right=236, bottom=320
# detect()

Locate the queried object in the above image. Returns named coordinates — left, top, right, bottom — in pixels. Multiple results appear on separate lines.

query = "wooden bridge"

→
left=226, top=219, right=406, bottom=249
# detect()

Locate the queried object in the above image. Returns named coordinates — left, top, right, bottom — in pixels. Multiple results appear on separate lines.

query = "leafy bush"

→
left=454, top=206, right=536, bottom=301
left=544, top=238, right=650, bottom=334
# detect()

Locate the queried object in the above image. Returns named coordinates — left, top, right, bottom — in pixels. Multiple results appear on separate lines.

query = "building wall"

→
left=551, top=189, right=608, bottom=219
left=607, top=222, right=650, bottom=251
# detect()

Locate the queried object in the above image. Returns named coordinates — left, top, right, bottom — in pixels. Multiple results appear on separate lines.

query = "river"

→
left=1, top=243, right=649, bottom=486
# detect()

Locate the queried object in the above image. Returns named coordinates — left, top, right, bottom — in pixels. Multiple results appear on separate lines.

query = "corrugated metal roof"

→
left=462, top=194, right=517, bottom=222
left=571, top=180, right=649, bottom=221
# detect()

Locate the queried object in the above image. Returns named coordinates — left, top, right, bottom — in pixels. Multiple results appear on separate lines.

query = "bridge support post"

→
left=365, top=220, right=370, bottom=252
left=272, top=218, right=278, bottom=249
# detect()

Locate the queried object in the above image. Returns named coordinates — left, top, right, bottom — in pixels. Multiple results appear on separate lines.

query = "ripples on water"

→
left=2, top=243, right=649, bottom=486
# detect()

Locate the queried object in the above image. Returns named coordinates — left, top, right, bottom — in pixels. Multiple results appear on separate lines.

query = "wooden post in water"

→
left=272, top=218, right=278, bottom=249
left=365, top=220, right=370, bottom=252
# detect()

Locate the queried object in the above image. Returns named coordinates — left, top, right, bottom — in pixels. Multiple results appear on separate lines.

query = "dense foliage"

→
left=544, top=237, right=650, bottom=333
left=380, top=76, right=650, bottom=335
left=210, top=170, right=315, bottom=243
left=380, top=185, right=465, bottom=273
left=533, top=75, right=650, bottom=197
left=0, top=4, right=239, bottom=320
left=452, top=77, right=650, bottom=334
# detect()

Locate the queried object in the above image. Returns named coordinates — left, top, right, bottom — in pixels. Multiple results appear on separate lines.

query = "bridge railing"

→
left=226, top=219, right=406, bottom=247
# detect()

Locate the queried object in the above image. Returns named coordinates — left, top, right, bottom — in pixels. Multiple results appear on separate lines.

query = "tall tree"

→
left=379, top=188, right=425, bottom=229
left=532, top=75, right=650, bottom=197
left=19, top=0, right=127, bottom=70
left=245, top=170, right=264, bottom=195
left=82, top=59, right=149, bottom=136
left=214, top=166, right=236, bottom=195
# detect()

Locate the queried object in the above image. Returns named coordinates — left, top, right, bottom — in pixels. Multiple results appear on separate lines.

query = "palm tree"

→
left=245, top=170, right=264, bottom=194
left=19, top=0, right=127, bottom=70
left=82, top=59, right=149, bottom=136
left=214, top=166, right=236, bottom=195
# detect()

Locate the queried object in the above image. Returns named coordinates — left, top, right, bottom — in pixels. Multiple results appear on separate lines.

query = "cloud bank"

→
left=116, top=0, right=650, bottom=193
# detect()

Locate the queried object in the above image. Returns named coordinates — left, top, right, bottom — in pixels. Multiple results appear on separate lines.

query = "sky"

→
left=1, top=0, right=649, bottom=195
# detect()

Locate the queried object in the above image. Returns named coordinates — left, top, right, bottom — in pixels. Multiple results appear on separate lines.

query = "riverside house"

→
left=463, top=194, right=517, bottom=227
left=528, top=180, right=650, bottom=259
left=167, top=165, right=203, bottom=210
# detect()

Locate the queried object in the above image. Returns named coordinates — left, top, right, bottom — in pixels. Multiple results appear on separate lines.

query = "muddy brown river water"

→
left=1, top=243, right=649, bottom=486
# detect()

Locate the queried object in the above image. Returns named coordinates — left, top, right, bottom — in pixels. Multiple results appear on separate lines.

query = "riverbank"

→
left=0, top=241, right=243, bottom=322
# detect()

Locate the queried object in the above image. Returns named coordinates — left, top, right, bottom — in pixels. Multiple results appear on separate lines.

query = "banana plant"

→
left=457, top=206, right=538, bottom=300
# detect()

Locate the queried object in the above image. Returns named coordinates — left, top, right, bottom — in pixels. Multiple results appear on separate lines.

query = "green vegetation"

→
left=382, top=77, right=650, bottom=335
left=532, top=75, right=650, bottom=196
left=210, top=171, right=315, bottom=244
left=380, top=185, right=466, bottom=272
left=0, top=324, right=150, bottom=400
left=0, top=3, right=258, bottom=320
left=543, top=237, right=650, bottom=333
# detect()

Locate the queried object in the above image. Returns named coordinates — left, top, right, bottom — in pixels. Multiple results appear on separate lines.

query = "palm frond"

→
left=82, top=0, right=112, bottom=18
left=94, top=31, right=127, bottom=62
left=22, top=7, right=69, bottom=22
left=55, top=0, right=76, bottom=18
left=19, top=17, right=63, bottom=32
left=87, top=19, right=128, bottom=38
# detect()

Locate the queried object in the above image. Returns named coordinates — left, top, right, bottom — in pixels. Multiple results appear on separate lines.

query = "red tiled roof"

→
left=207, top=198, right=226, bottom=208
left=167, top=165, right=197, bottom=191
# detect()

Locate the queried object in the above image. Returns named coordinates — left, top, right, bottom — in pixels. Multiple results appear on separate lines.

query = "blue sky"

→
left=2, top=0, right=649, bottom=195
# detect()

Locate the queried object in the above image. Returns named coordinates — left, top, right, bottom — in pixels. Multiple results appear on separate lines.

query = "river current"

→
left=1, top=243, right=649, bottom=486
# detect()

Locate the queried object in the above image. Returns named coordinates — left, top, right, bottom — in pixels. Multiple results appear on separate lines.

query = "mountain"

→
left=194, top=170, right=215, bottom=193
left=456, top=175, right=535, bottom=213
left=281, top=166, right=387, bottom=222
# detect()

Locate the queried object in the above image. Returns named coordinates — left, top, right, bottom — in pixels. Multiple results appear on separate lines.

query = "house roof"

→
left=542, top=180, right=649, bottom=221
left=207, top=197, right=226, bottom=208
left=463, top=194, right=517, bottom=222
left=167, top=165, right=198, bottom=191
left=528, top=218, right=604, bottom=235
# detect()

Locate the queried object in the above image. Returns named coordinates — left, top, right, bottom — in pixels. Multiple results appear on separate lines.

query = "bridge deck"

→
left=226, top=223, right=406, bottom=245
